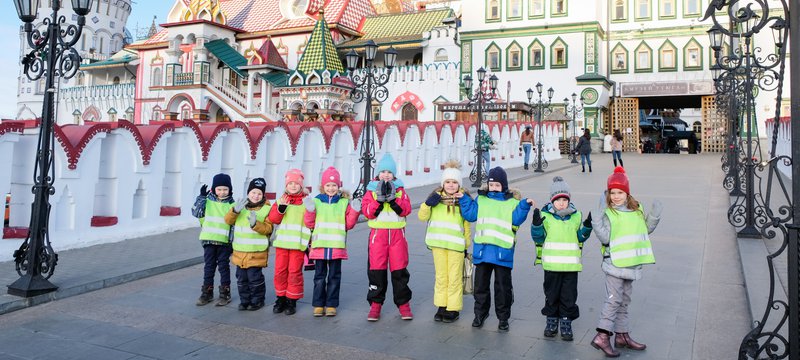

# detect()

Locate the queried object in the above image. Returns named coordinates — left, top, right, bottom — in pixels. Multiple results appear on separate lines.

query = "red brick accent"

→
left=3, top=227, right=28, bottom=239
left=265, top=192, right=277, bottom=200
left=159, top=206, right=181, bottom=216
left=90, top=216, right=118, bottom=227
left=405, top=170, right=413, bottom=176
left=423, top=167, right=430, bottom=173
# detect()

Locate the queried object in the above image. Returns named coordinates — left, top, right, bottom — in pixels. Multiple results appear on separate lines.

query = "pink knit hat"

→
left=320, top=166, right=341, bottom=187
left=285, top=168, right=305, bottom=187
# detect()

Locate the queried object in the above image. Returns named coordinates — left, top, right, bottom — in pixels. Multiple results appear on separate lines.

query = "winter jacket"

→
left=268, top=190, right=308, bottom=224
left=610, top=137, right=623, bottom=151
left=303, top=190, right=361, bottom=260
left=519, top=130, right=534, bottom=144
left=576, top=136, right=592, bottom=155
left=530, top=203, right=592, bottom=269
left=224, top=201, right=273, bottom=268
left=192, top=193, right=234, bottom=246
left=362, top=179, right=413, bottom=271
left=459, top=186, right=532, bottom=269
left=418, top=187, right=472, bottom=251
left=591, top=193, right=660, bottom=280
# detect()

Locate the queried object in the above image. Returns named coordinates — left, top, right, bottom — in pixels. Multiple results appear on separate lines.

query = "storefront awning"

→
left=205, top=39, right=247, bottom=78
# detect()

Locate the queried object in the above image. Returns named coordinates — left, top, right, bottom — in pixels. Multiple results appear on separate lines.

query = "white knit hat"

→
left=441, top=160, right=463, bottom=187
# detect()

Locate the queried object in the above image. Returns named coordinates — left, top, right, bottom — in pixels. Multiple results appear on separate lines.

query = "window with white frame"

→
left=685, top=0, right=700, bottom=15
left=614, top=0, right=626, bottom=20
left=661, top=0, right=675, bottom=17
left=529, top=42, right=544, bottom=67
left=685, top=45, right=701, bottom=68
left=151, top=67, right=162, bottom=86
left=487, top=45, right=501, bottom=70
left=530, top=0, right=544, bottom=16
left=509, top=0, right=522, bottom=18
left=553, top=0, right=566, bottom=14
left=552, top=41, right=566, bottom=66
left=661, top=47, right=676, bottom=69
left=613, top=48, right=627, bottom=71
left=636, top=47, right=651, bottom=70
left=489, top=0, right=500, bottom=19
left=637, top=0, right=650, bottom=18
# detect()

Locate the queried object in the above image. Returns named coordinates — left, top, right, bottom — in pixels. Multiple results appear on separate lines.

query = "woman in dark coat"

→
left=575, top=129, right=592, bottom=173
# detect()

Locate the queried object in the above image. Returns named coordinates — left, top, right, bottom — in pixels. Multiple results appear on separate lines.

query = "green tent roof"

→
left=338, top=9, right=454, bottom=49
left=205, top=39, right=248, bottom=77
left=260, top=72, right=288, bottom=87
left=296, top=12, right=344, bottom=74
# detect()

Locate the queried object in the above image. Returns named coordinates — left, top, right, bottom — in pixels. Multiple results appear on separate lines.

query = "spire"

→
left=147, top=16, right=158, bottom=38
left=295, top=8, right=345, bottom=74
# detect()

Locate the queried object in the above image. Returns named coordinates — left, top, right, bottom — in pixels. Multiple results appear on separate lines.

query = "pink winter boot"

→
left=398, top=302, right=413, bottom=320
left=367, top=302, right=382, bottom=322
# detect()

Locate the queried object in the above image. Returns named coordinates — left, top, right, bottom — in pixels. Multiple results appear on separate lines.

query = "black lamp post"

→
left=528, top=83, right=554, bottom=173
left=346, top=40, right=397, bottom=199
left=463, top=67, right=498, bottom=188
left=8, top=0, right=94, bottom=297
left=564, top=93, right=584, bottom=164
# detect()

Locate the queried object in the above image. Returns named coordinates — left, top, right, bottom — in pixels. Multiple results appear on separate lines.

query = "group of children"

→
left=192, top=155, right=661, bottom=358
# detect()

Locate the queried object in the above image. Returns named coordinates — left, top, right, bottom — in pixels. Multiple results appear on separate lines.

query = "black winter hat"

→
left=487, top=167, right=508, bottom=192
left=248, top=177, right=266, bottom=194
left=211, top=173, right=233, bottom=195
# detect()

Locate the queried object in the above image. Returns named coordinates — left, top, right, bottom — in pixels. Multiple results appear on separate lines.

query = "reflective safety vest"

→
left=541, top=211, right=583, bottom=272
left=232, top=206, right=270, bottom=252
left=605, top=208, right=655, bottom=267
left=311, top=198, right=349, bottom=249
left=474, top=196, right=519, bottom=249
left=273, top=204, right=312, bottom=251
left=367, top=191, right=406, bottom=229
left=424, top=204, right=467, bottom=252
left=199, top=200, right=233, bottom=244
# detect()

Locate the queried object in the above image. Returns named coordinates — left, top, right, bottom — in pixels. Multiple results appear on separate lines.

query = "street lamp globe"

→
left=526, top=88, right=534, bottom=101
left=536, top=82, right=543, bottom=95
left=71, top=0, right=94, bottom=16
left=563, top=98, right=569, bottom=107
left=489, top=74, right=498, bottom=91
left=571, top=92, right=577, bottom=102
left=477, top=67, right=487, bottom=82
left=384, top=46, right=398, bottom=68
left=13, top=0, right=40, bottom=23
left=364, top=40, right=378, bottom=62
left=463, top=75, right=473, bottom=91
left=547, top=87, right=554, bottom=100
left=770, top=18, right=786, bottom=48
left=707, top=24, right=723, bottom=50
left=345, top=50, right=359, bottom=71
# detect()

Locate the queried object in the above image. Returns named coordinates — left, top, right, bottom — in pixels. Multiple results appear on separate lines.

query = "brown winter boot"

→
left=196, top=285, right=214, bottom=306
left=216, top=285, right=231, bottom=306
left=615, top=332, right=647, bottom=350
left=591, top=332, right=620, bottom=357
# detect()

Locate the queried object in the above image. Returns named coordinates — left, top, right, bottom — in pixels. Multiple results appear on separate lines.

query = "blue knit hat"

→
left=487, top=167, right=508, bottom=192
left=211, top=173, right=233, bottom=195
left=376, top=153, right=397, bottom=175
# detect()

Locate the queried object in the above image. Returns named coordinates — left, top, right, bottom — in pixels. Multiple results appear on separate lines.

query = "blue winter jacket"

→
left=530, top=203, right=592, bottom=245
left=459, top=190, right=532, bottom=269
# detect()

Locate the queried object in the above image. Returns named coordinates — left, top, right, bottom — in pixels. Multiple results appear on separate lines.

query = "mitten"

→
left=385, top=181, right=397, bottom=202
left=425, top=192, right=442, bottom=207
left=303, top=196, right=315, bottom=213
left=649, top=200, right=663, bottom=218
left=531, top=208, right=543, bottom=226
left=375, top=180, right=387, bottom=203
left=350, top=198, right=362, bottom=212
left=199, top=184, right=208, bottom=197
left=583, top=212, right=593, bottom=228
left=233, top=198, right=247, bottom=213
left=248, top=210, right=257, bottom=227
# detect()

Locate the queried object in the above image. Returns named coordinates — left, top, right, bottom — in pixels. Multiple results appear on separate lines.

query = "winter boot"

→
left=615, top=332, right=647, bottom=350
left=367, top=302, right=382, bottom=322
left=398, top=302, right=413, bottom=320
left=313, top=307, right=325, bottom=317
left=619, top=159, right=624, bottom=168
left=434, top=307, right=446, bottom=322
left=325, top=307, right=337, bottom=317
left=524, top=164, right=529, bottom=170
left=442, top=310, right=460, bottom=323
left=216, top=285, right=231, bottom=306
left=559, top=317, right=573, bottom=341
left=613, top=159, right=617, bottom=167
left=498, top=320, right=510, bottom=332
left=272, top=296, right=287, bottom=314
left=581, top=165, right=585, bottom=173
left=543, top=317, right=559, bottom=337
left=591, top=332, right=620, bottom=357
left=589, top=165, right=592, bottom=172
left=284, top=299, right=297, bottom=315
left=196, top=285, right=214, bottom=306
left=249, top=301, right=264, bottom=311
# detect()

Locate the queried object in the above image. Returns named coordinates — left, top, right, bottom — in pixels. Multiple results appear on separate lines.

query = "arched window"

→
left=434, top=48, right=448, bottom=62
left=506, top=41, right=522, bottom=70
left=151, top=67, right=162, bottom=86
left=488, top=0, right=500, bottom=20
left=614, top=0, right=626, bottom=20
left=635, top=41, right=653, bottom=72
left=611, top=44, right=628, bottom=73
left=76, top=72, right=85, bottom=86
left=112, top=76, right=120, bottom=85
left=550, top=38, right=567, bottom=68
left=486, top=43, right=501, bottom=71
left=528, top=40, right=544, bottom=69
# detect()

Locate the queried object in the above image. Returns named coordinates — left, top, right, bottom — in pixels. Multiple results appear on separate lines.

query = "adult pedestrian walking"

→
left=576, top=129, right=592, bottom=173
left=479, top=129, right=496, bottom=171
left=519, top=126, right=534, bottom=170
left=610, top=130, right=624, bottom=168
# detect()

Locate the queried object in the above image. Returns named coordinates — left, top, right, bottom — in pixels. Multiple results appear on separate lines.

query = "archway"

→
left=401, top=103, right=418, bottom=121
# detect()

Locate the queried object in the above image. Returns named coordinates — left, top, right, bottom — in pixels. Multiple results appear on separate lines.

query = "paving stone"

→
left=115, top=333, right=210, bottom=359
left=178, top=345, right=278, bottom=360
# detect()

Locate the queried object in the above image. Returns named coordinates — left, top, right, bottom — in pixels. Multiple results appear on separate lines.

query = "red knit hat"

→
left=607, top=166, right=630, bottom=194
left=320, top=166, right=342, bottom=187
left=285, top=168, right=305, bottom=187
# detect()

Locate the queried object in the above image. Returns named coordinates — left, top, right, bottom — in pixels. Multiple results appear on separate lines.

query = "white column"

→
left=247, top=71, right=256, bottom=113
left=261, top=79, right=270, bottom=115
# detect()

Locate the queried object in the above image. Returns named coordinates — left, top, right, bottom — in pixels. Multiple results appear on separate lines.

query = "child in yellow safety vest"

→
left=529, top=176, right=593, bottom=341
left=268, top=169, right=311, bottom=316
left=224, top=178, right=273, bottom=311
left=191, top=173, right=235, bottom=307
left=590, top=166, right=662, bottom=357
left=418, top=160, right=471, bottom=323
left=303, top=167, right=362, bottom=317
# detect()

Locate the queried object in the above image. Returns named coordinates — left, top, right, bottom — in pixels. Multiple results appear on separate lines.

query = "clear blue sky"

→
left=0, top=0, right=174, bottom=119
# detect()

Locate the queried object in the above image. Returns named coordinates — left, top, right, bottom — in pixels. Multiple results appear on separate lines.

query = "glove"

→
left=199, top=184, right=208, bottom=197
left=518, top=146, right=522, bottom=152
left=531, top=208, right=543, bottom=226
left=233, top=198, right=247, bottom=213
left=464, top=249, right=468, bottom=258
left=350, top=198, right=362, bottom=212
left=375, top=180, right=387, bottom=203
left=385, top=181, right=397, bottom=202
left=583, top=212, right=593, bottom=228
left=248, top=210, right=257, bottom=228
left=649, top=200, right=663, bottom=218
left=303, top=196, right=315, bottom=213
left=278, top=204, right=288, bottom=213
left=425, top=192, right=441, bottom=207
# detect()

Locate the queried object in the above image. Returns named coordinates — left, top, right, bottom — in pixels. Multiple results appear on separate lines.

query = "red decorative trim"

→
left=423, top=167, right=430, bottom=173
left=183, top=120, right=233, bottom=161
left=405, top=170, right=413, bottom=176
left=345, top=122, right=364, bottom=150
left=390, top=91, right=425, bottom=113
left=90, top=216, right=118, bottom=227
left=159, top=206, right=181, bottom=216
left=373, top=121, right=390, bottom=149
left=284, top=122, right=320, bottom=156
left=117, top=121, right=176, bottom=165
left=234, top=121, right=275, bottom=160
left=54, top=123, right=114, bottom=170
left=0, top=121, right=25, bottom=137
left=3, top=227, right=28, bottom=239
left=395, top=121, right=410, bottom=146
left=265, top=192, right=277, bottom=200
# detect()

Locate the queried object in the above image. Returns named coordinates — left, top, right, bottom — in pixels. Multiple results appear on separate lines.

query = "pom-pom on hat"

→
left=440, top=160, right=462, bottom=187
left=248, top=177, right=266, bottom=195
left=320, top=166, right=342, bottom=187
left=549, top=176, right=571, bottom=202
left=607, top=166, right=630, bottom=194
left=376, top=153, right=397, bottom=175
left=285, top=168, right=305, bottom=187
left=487, top=167, right=508, bottom=192
left=211, top=173, right=233, bottom=194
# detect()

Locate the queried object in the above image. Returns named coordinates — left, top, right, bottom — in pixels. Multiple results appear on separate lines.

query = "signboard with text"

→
left=619, top=81, right=714, bottom=97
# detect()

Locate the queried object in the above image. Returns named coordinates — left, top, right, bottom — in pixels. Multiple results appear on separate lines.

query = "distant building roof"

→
left=296, top=9, right=345, bottom=74
left=80, top=49, right=139, bottom=70
left=338, top=8, right=453, bottom=49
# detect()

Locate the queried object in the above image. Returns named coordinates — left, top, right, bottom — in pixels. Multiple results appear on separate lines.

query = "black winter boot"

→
left=613, top=158, right=617, bottom=167
left=284, top=299, right=297, bottom=315
left=560, top=317, right=574, bottom=341
left=442, top=311, right=460, bottom=323
left=216, top=285, right=231, bottom=306
left=196, top=285, right=214, bottom=306
left=544, top=317, right=558, bottom=337
left=581, top=165, right=585, bottom=173
left=589, top=165, right=592, bottom=172
left=434, top=307, right=446, bottom=322
left=619, top=159, right=624, bottom=168
left=272, top=296, right=287, bottom=313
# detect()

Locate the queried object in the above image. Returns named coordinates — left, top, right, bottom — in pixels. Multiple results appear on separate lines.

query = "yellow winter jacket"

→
left=418, top=187, right=472, bottom=249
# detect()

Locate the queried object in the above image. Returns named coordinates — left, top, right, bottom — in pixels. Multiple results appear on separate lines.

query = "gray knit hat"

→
left=549, top=176, right=571, bottom=202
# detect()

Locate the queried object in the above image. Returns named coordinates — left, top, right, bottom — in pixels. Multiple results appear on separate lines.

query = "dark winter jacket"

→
left=576, top=136, right=592, bottom=155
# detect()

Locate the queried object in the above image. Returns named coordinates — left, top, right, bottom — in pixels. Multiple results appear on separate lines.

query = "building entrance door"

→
left=401, top=103, right=418, bottom=121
